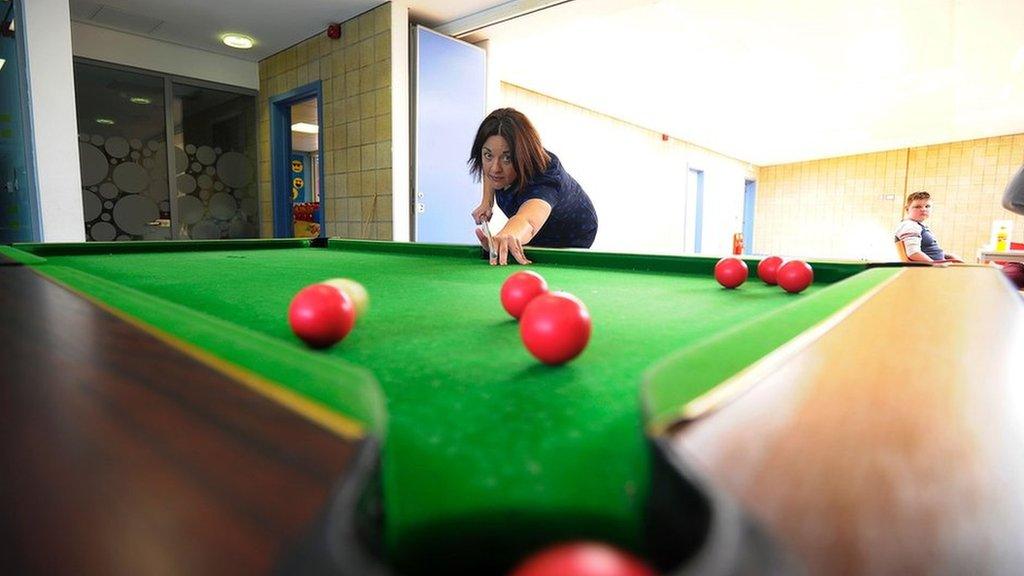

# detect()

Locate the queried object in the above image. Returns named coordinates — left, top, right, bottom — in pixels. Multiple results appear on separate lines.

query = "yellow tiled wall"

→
left=906, top=137, right=1024, bottom=259
left=257, top=4, right=393, bottom=240
left=757, top=134, right=1024, bottom=261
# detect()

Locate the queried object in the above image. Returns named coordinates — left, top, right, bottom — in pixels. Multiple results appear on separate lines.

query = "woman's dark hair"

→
left=468, top=108, right=549, bottom=194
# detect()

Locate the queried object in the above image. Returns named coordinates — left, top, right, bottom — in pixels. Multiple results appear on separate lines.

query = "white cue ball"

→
left=320, top=278, right=369, bottom=319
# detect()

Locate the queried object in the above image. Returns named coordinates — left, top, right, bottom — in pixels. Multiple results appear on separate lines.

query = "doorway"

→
left=687, top=168, right=704, bottom=254
left=743, top=179, right=756, bottom=254
left=269, top=82, right=324, bottom=238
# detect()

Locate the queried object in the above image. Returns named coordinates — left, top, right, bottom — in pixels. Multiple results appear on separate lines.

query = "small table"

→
left=978, top=249, right=1024, bottom=263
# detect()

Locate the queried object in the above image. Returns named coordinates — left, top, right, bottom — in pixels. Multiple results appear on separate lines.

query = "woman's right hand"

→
left=471, top=203, right=493, bottom=225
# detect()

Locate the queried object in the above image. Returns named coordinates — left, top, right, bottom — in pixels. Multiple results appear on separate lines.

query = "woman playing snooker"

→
left=469, top=108, right=598, bottom=265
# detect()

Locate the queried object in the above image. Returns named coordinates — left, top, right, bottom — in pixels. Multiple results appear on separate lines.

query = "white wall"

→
left=71, top=22, right=258, bottom=90
left=22, top=0, right=84, bottom=241
left=390, top=1, right=411, bottom=241
left=499, top=82, right=755, bottom=256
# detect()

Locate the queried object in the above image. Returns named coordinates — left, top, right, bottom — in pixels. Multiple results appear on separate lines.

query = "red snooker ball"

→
left=757, top=255, right=784, bottom=285
left=776, top=260, right=814, bottom=293
left=502, top=270, right=549, bottom=319
left=508, top=542, right=656, bottom=576
left=519, top=292, right=591, bottom=365
left=288, top=284, right=355, bottom=348
left=714, top=257, right=748, bottom=289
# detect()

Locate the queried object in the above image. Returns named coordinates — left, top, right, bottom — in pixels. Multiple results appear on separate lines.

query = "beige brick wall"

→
left=905, top=136, right=1024, bottom=260
left=257, top=4, right=392, bottom=240
left=757, top=134, right=1024, bottom=261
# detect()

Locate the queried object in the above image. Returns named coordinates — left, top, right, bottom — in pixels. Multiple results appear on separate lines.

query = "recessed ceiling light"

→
left=129, top=96, right=151, bottom=105
left=291, top=123, right=319, bottom=134
left=96, top=118, right=115, bottom=125
left=222, top=34, right=254, bottom=49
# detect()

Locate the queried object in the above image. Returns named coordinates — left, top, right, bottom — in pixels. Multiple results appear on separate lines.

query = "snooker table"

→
left=2, top=239, right=1022, bottom=575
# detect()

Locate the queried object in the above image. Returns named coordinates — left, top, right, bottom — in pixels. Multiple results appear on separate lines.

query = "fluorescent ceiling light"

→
left=0, top=59, right=5, bottom=72
left=291, top=123, right=319, bottom=134
left=129, top=96, right=151, bottom=105
left=95, top=118, right=115, bottom=125
left=222, top=34, right=254, bottom=49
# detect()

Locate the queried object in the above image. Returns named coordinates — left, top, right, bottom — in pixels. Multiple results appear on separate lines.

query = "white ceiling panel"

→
left=474, top=0, right=1024, bottom=165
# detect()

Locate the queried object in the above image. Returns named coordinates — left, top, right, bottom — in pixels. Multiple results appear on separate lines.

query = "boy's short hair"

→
left=905, top=191, right=930, bottom=210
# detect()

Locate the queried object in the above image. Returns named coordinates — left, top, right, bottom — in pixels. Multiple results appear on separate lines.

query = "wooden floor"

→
left=672, top=266, right=1024, bottom=575
left=0, top=263, right=361, bottom=574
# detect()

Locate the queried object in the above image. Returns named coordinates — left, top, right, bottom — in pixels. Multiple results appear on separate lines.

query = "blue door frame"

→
left=743, top=180, right=757, bottom=254
left=269, top=81, right=324, bottom=238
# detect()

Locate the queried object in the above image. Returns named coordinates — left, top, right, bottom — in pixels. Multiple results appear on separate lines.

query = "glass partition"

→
left=172, top=83, right=258, bottom=239
left=72, top=61, right=257, bottom=241
left=73, top=62, right=169, bottom=241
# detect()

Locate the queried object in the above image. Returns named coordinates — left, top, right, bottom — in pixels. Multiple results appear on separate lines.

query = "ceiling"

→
left=471, top=0, right=1024, bottom=165
left=69, top=0, right=1024, bottom=166
left=69, top=0, right=500, bottom=61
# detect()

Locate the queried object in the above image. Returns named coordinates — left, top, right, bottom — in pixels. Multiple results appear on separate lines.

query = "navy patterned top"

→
left=494, top=151, right=598, bottom=248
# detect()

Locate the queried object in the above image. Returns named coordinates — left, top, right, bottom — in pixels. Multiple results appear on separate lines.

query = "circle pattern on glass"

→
left=112, top=195, right=159, bottom=235
left=79, top=142, right=109, bottom=186
left=90, top=221, right=116, bottom=241
left=105, top=136, right=130, bottom=159
left=147, top=178, right=169, bottom=201
left=80, top=139, right=258, bottom=241
left=191, top=219, right=220, bottom=239
left=174, top=146, right=187, bottom=174
left=82, top=190, right=101, bottom=221
left=177, top=174, right=197, bottom=195
left=196, top=145, right=216, bottom=165
left=178, top=195, right=204, bottom=225
left=240, top=198, right=258, bottom=218
left=216, top=151, right=254, bottom=188
left=112, top=162, right=149, bottom=193
left=99, top=183, right=119, bottom=201
left=209, top=192, right=237, bottom=220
